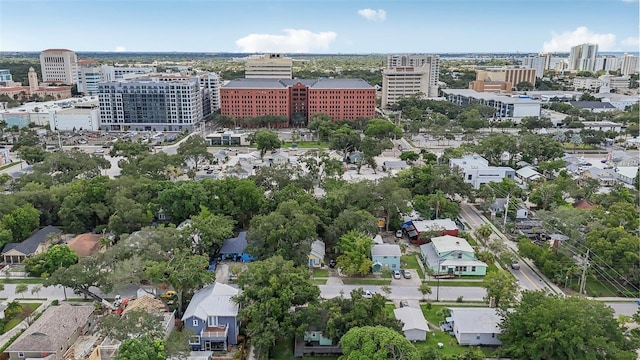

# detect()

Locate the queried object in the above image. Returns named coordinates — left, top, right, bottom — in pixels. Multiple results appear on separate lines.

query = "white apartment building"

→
left=244, top=54, right=293, bottom=79
left=441, top=89, right=541, bottom=122
left=521, top=55, right=545, bottom=78
left=100, top=66, right=157, bottom=82
left=619, top=53, right=639, bottom=76
left=595, top=56, right=619, bottom=73
left=77, top=66, right=102, bottom=95
left=449, top=155, right=515, bottom=190
left=40, top=49, right=78, bottom=84
left=382, top=54, right=440, bottom=108
left=143, top=72, right=221, bottom=116
left=573, top=77, right=601, bottom=91
left=568, top=43, right=598, bottom=72
left=98, top=77, right=203, bottom=132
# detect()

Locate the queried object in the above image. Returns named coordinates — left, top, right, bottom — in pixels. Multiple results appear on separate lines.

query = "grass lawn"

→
left=0, top=162, right=19, bottom=171
left=3, top=302, right=41, bottom=334
left=312, top=268, right=329, bottom=278
left=419, top=304, right=498, bottom=358
left=341, top=278, right=391, bottom=286
left=401, top=254, right=425, bottom=280
left=311, top=279, right=327, bottom=285
left=0, top=278, right=45, bottom=284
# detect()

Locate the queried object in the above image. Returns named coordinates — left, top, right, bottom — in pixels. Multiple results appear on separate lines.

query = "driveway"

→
left=391, top=269, right=421, bottom=286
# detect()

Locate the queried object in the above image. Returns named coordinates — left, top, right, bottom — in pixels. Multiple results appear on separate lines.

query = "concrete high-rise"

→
left=40, top=49, right=78, bottom=84
left=595, top=56, right=619, bottom=73
left=474, top=67, right=536, bottom=90
left=619, top=53, right=639, bottom=76
left=244, top=53, right=293, bottom=79
left=382, top=54, right=440, bottom=109
left=568, top=43, right=598, bottom=72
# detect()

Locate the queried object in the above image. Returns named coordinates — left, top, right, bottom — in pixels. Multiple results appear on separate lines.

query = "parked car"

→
left=362, top=290, right=374, bottom=298
left=160, top=290, right=177, bottom=299
left=393, top=270, right=402, bottom=280
left=395, top=229, right=403, bottom=238
left=401, top=269, right=412, bottom=279
left=399, top=300, right=409, bottom=308
left=511, top=260, right=520, bottom=270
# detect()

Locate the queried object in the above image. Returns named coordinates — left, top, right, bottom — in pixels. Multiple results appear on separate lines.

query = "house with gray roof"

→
left=420, top=235, right=487, bottom=276
left=394, top=307, right=429, bottom=341
left=568, top=101, right=617, bottom=113
left=371, top=244, right=401, bottom=272
left=5, top=303, right=95, bottom=359
left=182, top=282, right=241, bottom=351
left=446, top=307, right=506, bottom=346
left=219, top=231, right=255, bottom=262
left=1, top=225, right=62, bottom=264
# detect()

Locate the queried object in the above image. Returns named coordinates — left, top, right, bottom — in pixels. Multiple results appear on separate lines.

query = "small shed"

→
left=394, top=307, right=429, bottom=341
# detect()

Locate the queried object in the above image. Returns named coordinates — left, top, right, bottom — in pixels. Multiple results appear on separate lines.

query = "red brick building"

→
left=221, top=78, right=376, bottom=127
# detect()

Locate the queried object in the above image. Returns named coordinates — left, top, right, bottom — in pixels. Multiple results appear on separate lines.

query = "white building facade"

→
left=244, top=54, right=293, bottom=79
left=382, top=54, right=440, bottom=108
left=441, top=89, right=541, bottom=122
left=49, top=106, right=100, bottom=131
left=568, top=43, right=598, bottom=72
left=77, top=66, right=102, bottom=95
left=449, top=154, right=516, bottom=189
left=40, top=49, right=78, bottom=85
left=619, top=53, right=639, bottom=76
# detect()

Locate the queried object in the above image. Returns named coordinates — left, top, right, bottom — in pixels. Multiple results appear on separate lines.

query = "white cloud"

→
left=542, top=27, right=616, bottom=52
left=357, top=8, right=386, bottom=22
left=621, top=36, right=640, bottom=48
left=115, top=46, right=126, bottom=52
left=235, top=29, right=337, bottom=53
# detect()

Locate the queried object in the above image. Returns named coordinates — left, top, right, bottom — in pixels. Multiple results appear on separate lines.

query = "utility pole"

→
left=503, top=193, right=510, bottom=228
left=579, top=248, right=590, bottom=295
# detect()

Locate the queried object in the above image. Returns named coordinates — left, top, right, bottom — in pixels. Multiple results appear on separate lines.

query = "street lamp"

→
left=436, top=258, right=442, bottom=302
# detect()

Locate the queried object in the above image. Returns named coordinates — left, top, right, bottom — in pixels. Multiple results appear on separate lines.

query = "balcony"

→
left=201, top=325, right=228, bottom=340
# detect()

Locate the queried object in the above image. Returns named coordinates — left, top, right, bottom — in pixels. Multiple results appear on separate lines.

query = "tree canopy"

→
left=339, top=325, right=420, bottom=360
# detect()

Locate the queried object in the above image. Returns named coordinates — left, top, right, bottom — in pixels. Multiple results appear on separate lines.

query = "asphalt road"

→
left=319, top=284, right=486, bottom=302
left=458, top=202, right=558, bottom=293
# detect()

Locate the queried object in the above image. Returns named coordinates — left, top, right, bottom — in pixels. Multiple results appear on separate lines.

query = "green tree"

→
left=176, top=135, right=213, bottom=171
left=418, top=282, right=432, bottom=301
left=17, top=146, right=46, bottom=165
left=253, top=130, right=281, bottom=158
left=23, top=244, right=79, bottom=278
left=145, top=248, right=213, bottom=317
left=474, top=224, right=493, bottom=247
left=515, top=81, right=534, bottom=91
left=482, top=270, right=518, bottom=308
left=15, top=283, right=28, bottom=299
left=364, top=118, right=403, bottom=139
left=115, top=336, right=166, bottom=360
left=183, top=207, right=235, bottom=256
left=336, top=231, right=374, bottom=277
left=329, top=125, right=361, bottom=162
left=101, top=309, right=165, bottom=341
left=0, top=204, right=40, bottom=242
left=499, top=291, right=636, bottom=359
left=412, top=191, right=459, bottom=220
left=325, top=209, right=378, bottom=250
left=235, top=256, right=320, bottom=359
left=109, top=141, right=150, bottom=158
left=339, top=325, right=420, bottom=360
left=107, top=195, right=154, bottom=237
left=399, top=151, right=419, bottom=162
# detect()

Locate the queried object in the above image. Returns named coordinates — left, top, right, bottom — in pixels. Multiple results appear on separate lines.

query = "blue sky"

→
left=1, top=0, right=638, bottom=53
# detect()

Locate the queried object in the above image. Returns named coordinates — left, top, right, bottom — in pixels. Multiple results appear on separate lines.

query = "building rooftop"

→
left=222, top=78, right=374, bottom=90
left=431, top=235, right=475, bottom=254
left=2, top=225, right=62, bottom=256
left=448, top=307, right=505, bottom=334
left=371, top=244, right=402, bottom=257
left=67, top=233, right=102, bottom=257
left=182, top=282, right=240, bottom=321
left=412, top=219, right=458, bottom=232
left=394, top=307, right=429, bottom=332
left=442, top=88, right=541, bottom=104
left=568, top=101, right=617, bottom=109
left=6, top=303, right=94, bottom=353
left=41, top=48, right=75, bottom=53
left=219, top=231, right=249, bottom=255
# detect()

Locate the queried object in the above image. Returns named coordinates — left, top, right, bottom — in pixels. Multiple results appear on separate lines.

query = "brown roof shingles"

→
left=67, top=234, right=102, bottom=257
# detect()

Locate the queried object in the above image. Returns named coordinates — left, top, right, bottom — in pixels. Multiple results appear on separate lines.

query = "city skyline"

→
left=0, top=0, right=638, bottom=54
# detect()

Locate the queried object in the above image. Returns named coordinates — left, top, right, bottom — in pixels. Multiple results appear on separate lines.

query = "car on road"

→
left=393, top=270, right=402, bottom=279
left=362, top=290, right=374, bottom=298
left=94, top=148, right=105, bottom=153
left=401, top=269, right=412, bottom=279
left=511, top=260, right=520, bottom=270
left=399, top=300, right=409, bottom=308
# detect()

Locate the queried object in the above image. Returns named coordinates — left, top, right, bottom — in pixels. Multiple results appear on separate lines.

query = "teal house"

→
left=371, top=244, right=402, bottom=272
left=420, top=235, right=487, bottom=276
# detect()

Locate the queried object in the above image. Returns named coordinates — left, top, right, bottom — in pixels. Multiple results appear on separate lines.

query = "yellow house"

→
left=308, top=240, right=326, bottom=268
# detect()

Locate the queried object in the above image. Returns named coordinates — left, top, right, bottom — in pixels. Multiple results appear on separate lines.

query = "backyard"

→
left=1, top=302, right=41, bottom=334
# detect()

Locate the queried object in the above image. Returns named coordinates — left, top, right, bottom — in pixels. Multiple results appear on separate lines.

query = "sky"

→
left=0, top=0, right=638, bottom=54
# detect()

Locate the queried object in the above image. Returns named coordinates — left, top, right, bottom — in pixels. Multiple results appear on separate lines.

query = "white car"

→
left=362, top=290, right=374, bottom=298
left=393, top=270, right=402, bottom=279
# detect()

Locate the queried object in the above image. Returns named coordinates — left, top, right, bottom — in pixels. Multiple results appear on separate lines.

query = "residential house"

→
left=449, top=155, right=515, bottom=190
left=489, top=198, right=529, bottom=220
left=580, top=167, right=617, bottom=186
left=420, top=235, right=487, bottom=276
left=182, top=282, right=241, bottom=351
left=446, top=308, right=504, bottom=346
left=371, top=244, right=401, bottom=272
left=582, top=121, right=623, bottom=133
left=403, top=219, right=459, bottom=244
left=226, top=165, right=252, bottom=179
left=122, top=294, right=175, bottom=339
left=568, top=101, right=617, bottom=113
left=573, top=199, right=594, bottom=209
left=294, top=309, right=342, bottom=358
left=268, top=150, right=289, bottom=166
left=67, top=233, right=103, bottom=257
left=219, top=232, right=255, bottom=262
left=615, top=166, right=638, bottom=185
left=5, top=303, right=95, bottom=360
left=348, top=151, right=363, bottom=164
left=394, top=307, right=429, bottom=341
left=515, top=166, right=542, bottom=183
left=610, top=151, right=640, bottom=167
left=1, top=225, right=62, bottom=264
left=382, top=160, right=410, bottom=172
left=308, top=240, right=326, bottom=268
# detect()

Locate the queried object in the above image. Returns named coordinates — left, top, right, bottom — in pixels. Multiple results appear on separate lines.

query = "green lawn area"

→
left=0, top=162, right=19, bottom=171
left=311, top=279, right=327, bottom=285
left=0, top=278, right=45, bottom=284
left=419, top=304, right=498, bottom=358
left=401, top=254, right=425, bottom=279
left=3, top=302, right=41, bottom=334
left=312, top=268, right=329, bottom=278
left=341, top=278, right=391, bottom=286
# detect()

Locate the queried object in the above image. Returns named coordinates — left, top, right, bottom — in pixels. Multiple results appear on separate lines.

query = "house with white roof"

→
left=515, top=166, right=542, bottom=183
left=394, top=307, right=430, bottom=341
left=182, top=282, right=241, bottom=351
left=615, top=166, right=638, bottom=185
left=420, top=235, right=487, bottom=276
left=449, top=154, right=515, bottom=190
left=446, top=307, right=505, bottom=346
